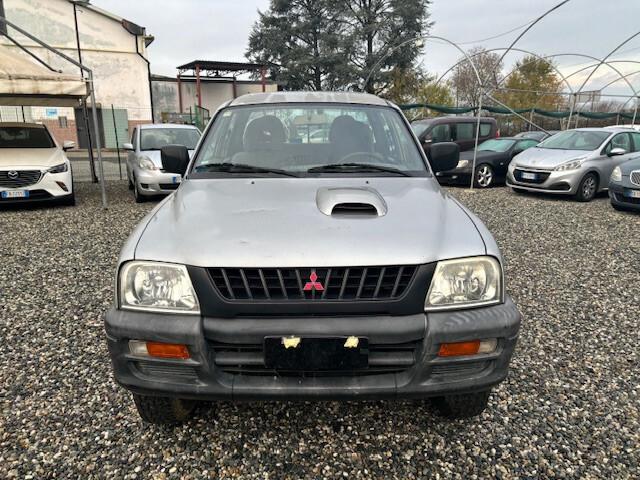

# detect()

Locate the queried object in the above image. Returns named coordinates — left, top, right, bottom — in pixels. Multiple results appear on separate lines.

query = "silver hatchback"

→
left=124, top=123, right=201, bottom=202
left=506, top=127, right=640, bottom=201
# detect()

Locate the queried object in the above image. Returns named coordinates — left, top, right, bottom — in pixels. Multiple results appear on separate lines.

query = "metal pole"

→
left=177, top=74, right=183, bottom=113
left=632, top=98, right=638, bottom=125
left=470, top=96, right=483, bottom=191
left=528, top=109, right=534, bottom=131
left=89, top=71, right=107, bottom=209
left=567, top=94, right=576, bottom=130
left=195, top=63, right=202, bottom=108
left=111, top=104, right=122, bottom=181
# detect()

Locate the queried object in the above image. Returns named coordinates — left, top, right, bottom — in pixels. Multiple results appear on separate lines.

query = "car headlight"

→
left=611, top=166, right=622, bottom=182
left=48, top=162, right=69, bottom=174
left=425, top=256, right=502, bottom=311
left=456, top=160, right=469, bottom=169
left=138, top=157, right=158, bottom=170
left=554, top=157, right=586, bottom=172
left=119, top=261, right=200, bottom=314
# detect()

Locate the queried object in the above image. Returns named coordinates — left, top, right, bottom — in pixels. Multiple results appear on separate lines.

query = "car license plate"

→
left=521, top=172, right=537, bottom=180
left=264, top=336, right=369, bottom=371
left=1, top=190, right=29, bottom=199
left=624, top=189, right=640, bottom=198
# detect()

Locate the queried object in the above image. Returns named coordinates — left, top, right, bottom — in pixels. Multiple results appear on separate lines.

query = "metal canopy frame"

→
left=176, top=60, right=268, bottom=112
left=0, top=15, right=108, bottom=208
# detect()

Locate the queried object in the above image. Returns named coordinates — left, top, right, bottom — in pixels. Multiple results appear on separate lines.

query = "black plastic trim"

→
left=188, top=263, right=436, bottom=318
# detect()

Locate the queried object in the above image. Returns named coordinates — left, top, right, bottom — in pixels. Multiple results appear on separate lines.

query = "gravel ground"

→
left=1, top=182, right=638, bottom=479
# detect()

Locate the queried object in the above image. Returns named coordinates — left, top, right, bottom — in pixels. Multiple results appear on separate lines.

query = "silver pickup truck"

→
left=105, top=92, right=521, bottom=425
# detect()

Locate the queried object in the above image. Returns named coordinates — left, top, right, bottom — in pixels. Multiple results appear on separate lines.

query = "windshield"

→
left=0, top=126, right=55, bottom=148
left=478, top=139, right=515, bottom=152
left=140, top=128, right=200, bottom=151
left=537, top=130, right=609, bottom=151
left=411, top=122, right=431, bottom=138
left=194, top=104, right=427, bottom=175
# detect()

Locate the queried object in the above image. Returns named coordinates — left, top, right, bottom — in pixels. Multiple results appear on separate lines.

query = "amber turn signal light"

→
left=129, top=340, right=190, bottom=359
left=437, top=339, right=497, bottom=357
left=146, top=342, right=190, bottom=359
left=438, top=340, right=480, bottom=357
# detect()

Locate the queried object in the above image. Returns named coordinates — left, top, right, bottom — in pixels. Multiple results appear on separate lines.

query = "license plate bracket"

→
left=521, top=172, right=537, bottom=181
left=264, top=336, right=369, bottom=371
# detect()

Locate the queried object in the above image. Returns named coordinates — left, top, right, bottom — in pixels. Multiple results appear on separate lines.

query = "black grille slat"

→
left=209, top=266, right=417, bottom=302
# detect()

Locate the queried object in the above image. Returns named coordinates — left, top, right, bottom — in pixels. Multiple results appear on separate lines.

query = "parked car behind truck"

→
left=0, top=122, right=76, bottom=206
left=105, top=92, right=521, bottom=425
left=124, top=123, right=201, bottom=203
left=507, top=127, right=640, bottom=201
left=609, top=156, right=640, bottom=211
left=411, top=116, right=497, bottom=156
left=436, top=137, right=539, bottom=188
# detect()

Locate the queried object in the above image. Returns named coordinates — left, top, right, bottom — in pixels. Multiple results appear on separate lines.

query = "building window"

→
left=59, top=116, right=68, bottom=128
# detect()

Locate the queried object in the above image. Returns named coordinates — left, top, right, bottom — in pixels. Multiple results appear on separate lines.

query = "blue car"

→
left=609, top=156, right=640, bottom=211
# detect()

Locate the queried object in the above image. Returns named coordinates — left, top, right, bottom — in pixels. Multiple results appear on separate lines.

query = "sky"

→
left=95, top=0, right=640, bottom=98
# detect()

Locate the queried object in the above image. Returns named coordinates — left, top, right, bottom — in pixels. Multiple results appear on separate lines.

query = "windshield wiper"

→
left=195, top=162, right=299, bottom=177
left=307, top=162, right=412, bottom=177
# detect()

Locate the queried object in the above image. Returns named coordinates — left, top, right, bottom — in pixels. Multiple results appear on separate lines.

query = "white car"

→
left=0, top=122, right=75, bottom=205
left=123, top=123, right=201, bottom=203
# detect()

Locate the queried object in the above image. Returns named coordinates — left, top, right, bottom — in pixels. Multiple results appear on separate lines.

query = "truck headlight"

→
left=119, top=261, right=200, bottom=314
left=138, top=157, right=158, bottom=170
left=611, top=166, right=622, bottom=182
left=48, top=162, right=69, bottom=174
left=425, top=256, right=502, bottom=311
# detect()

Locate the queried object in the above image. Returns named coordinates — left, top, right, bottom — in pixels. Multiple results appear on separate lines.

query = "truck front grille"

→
left=0, top=170, right=42, bottom=188
left=208, top=266, right=417, bottom=302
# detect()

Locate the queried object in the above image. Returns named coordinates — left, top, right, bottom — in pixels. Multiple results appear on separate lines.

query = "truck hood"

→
left=0, top=148, right=66, bottom=168
left=512, top=147, right=589, bottom=168
left=133, top=177, right=487, bottom=268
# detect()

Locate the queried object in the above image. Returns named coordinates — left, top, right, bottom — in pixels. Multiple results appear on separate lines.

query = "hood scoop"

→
left=316, top=187, right=387, bottom=217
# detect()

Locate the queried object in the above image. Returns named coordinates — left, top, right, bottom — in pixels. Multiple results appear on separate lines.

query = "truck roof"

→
left=227, top=91, right=392, bottom=108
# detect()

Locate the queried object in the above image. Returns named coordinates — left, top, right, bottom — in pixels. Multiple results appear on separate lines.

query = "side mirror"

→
left=608, top=147, right=626, bottom=157
left=122, top=143, right=134, bottom=151
left=428, top=142, right=460, bottom=173
left=62, top=141, right=75, bottom=151
left=161, top=144, right=190, bottom=175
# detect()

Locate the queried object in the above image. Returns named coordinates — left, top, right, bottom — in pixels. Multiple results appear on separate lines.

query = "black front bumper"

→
left=609, top=183, right=640, bottom=211
left=105, top=296, right=521, bottom=401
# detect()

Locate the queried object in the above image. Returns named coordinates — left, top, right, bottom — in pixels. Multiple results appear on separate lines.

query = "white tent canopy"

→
left=0, top=44, right=87, bottom=106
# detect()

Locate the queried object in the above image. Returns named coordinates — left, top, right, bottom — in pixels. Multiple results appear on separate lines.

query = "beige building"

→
left=0, top=0, right=153, bottom=146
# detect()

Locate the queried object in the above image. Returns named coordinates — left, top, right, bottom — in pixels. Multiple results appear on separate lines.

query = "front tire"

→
left=432, top=390, right=491, bottom=419
left=132, top=394, right=197, bottom=425
left=575, top=173, right=598, bottom=202
left=474, top=164, right=494, bottom=188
